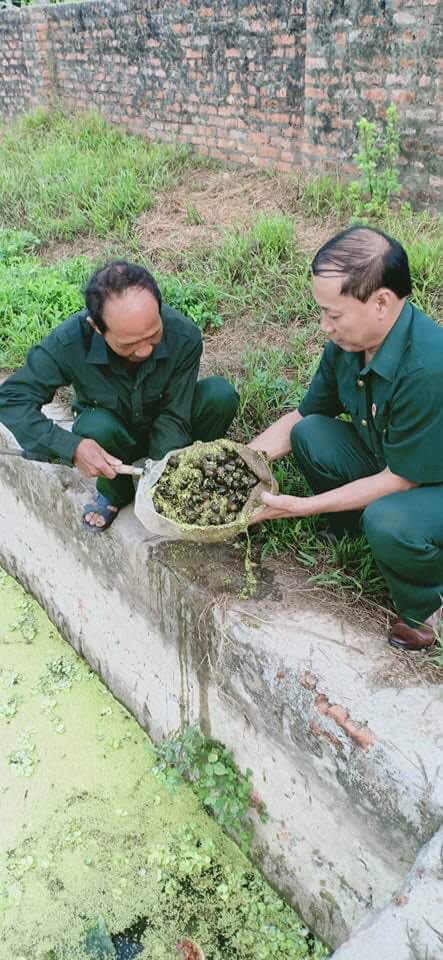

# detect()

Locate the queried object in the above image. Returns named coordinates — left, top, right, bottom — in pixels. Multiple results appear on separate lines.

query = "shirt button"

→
left=361, top=419, right=368, bottom=427
left=357, top=379, right=364, bottom=388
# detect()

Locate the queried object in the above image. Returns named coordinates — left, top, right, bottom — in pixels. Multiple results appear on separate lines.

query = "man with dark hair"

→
left=0, top=260, right=239, bottom=531
left=250, top=226, right=443, bottom=652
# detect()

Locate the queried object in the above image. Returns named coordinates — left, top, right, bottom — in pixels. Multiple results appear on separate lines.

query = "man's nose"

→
left=320, top=317, right=334, bottom=335
left=134, top=343, right=154, bottom=359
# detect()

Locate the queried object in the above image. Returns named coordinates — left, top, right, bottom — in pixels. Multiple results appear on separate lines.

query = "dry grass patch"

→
left=135, top=168, right=334, bottom=269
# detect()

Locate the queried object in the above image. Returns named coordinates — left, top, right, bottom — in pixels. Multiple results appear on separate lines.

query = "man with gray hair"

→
left=250, top=226, right=443, bottom=652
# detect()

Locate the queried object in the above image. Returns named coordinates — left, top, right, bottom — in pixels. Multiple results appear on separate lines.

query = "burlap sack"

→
left=134, top=438, right=278, bottom=542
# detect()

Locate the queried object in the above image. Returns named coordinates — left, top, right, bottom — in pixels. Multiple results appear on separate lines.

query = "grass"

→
left=0, top=109, right=442, bottom=609
left=0, top=249, right=89, bottom=366
left=0, top=110, right=200, bottom=242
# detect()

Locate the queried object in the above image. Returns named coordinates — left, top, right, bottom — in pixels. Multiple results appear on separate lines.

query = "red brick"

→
left=273, top=160, right=294, bottom=172
left=391, top=89, right=416, bottom=104
left=273, top=34, right=295, bottom=45
left=257, top=144, right=280, bottom=158
left=364, top=89, right=386, bottom=102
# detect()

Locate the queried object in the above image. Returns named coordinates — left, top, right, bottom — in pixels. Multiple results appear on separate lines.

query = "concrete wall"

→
left=0, top=415, right=442, bottom=953
left=0, top=0, right=442, bottom=203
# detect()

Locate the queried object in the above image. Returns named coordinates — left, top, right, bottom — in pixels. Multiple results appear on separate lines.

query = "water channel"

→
left=0, top=568, right=328, bottom=960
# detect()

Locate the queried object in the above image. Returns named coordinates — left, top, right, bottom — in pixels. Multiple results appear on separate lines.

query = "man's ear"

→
left=374, top=288, right=394, bottom=317
left=86, top=315, right=102, bottom=337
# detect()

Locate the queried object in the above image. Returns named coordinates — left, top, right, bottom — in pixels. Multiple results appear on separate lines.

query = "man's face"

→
left=95, top=286, right=163, bottom=362
left=313, top=275, right=388, bottom=353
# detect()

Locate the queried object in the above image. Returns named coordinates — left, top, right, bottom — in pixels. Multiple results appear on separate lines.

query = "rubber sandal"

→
left=82, top=493, right=119, bottom=533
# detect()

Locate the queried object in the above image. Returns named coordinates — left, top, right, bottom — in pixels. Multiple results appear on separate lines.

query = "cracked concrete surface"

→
left=0, top=412, right=442, bottom=953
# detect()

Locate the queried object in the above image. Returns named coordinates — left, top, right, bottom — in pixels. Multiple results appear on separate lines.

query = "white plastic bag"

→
left=134, top=439, right=278, bottom=543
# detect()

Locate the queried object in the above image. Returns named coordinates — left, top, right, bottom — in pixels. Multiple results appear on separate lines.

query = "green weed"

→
left=180, top=213, right=319, bottom=339
left=0, top=228, right=40, bottom=263
left=0, top=254, right=89, bottom=366
left=159, top=275, right=224, bottom=331
left=39, top=653, right=79, bottom=694
left=299, top=174, right=354, bottom=220
left=351, top=104, right=401, bottom=216
left=185, top=202, right=204, bottom=226
left=153, top=725, right=267, bottom=853
left=8, top=732, right=38, bottom=777
left=9, top=596, right=39, bottom=643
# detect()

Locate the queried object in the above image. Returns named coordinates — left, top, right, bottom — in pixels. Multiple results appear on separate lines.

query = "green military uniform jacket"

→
left=298, top=301, right=443, bottom=484
left=0, top=305, right=202, bottom=464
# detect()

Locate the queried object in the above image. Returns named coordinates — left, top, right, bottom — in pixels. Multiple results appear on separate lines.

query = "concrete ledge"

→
left=333, top=826, right=443, bottom=959
left=0, top=420, right=442, bottom=952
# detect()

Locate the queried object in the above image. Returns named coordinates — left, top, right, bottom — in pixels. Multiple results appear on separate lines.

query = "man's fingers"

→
left=73, top=439, right=123, bottom=478
left=261, top=492, right=285, bottom=507
left=98, top=461, right=119, bottom=479
left=103, top=452, right=122, bottom=467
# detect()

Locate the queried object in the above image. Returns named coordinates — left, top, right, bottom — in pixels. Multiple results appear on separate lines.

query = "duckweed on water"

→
left=0, top=569, right=329, bottom=959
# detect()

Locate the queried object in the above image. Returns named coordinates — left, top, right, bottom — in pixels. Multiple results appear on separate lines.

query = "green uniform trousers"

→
left=72, top=376, right=239, bottom=508
left=291, top=415, right=443, bottom=627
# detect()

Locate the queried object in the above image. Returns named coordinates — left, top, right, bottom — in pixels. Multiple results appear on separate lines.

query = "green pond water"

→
left=0, top=568, right=328, bottom=960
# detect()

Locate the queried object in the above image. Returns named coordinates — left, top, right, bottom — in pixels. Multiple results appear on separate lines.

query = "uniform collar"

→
left=85, top=327, right=169, bottom=368
left=343, top=300, right=413, bottom=381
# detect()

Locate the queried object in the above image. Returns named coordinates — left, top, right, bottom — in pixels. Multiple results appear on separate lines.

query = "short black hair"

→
left=311, top=226, right=412, bottom=302
left=85, top=260, right=162, bottom=332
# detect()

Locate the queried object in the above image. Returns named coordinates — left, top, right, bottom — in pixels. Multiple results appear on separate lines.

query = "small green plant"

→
left=0, top=697, right=18, bottom=721
left=8, top=732, right=38, bottom=777
left=152, top=726, right=267, bottom=852
left=159, top=276, right=224, bottom=331
left=185, top=202, right=204, bottom=226
left=9, top=596, right=39, bottom=643
left=39, top=654, right=79, bottom=693
left=351, top=103, right=401, bottom=214
left=0, top=229, right=40, bottom=263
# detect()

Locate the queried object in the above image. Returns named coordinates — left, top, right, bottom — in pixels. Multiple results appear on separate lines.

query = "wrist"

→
left=296, top=496, right=317, bottom=517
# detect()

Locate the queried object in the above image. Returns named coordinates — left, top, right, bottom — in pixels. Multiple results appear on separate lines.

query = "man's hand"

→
left=252, top=468, right=417, bottom=525
left=73, top=438, right=122, bottom=479
left=252, top=491, right=311, bottom=524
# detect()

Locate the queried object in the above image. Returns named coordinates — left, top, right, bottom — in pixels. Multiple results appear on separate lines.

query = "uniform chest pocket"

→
left=142, top=391, right=163, bottom=414
left=372, top=408, right=389, bottom=435
left=82, top=391, right=119, bottom=411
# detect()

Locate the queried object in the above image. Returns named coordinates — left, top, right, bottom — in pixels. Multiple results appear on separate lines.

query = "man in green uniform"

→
left=0, top=260, right=239, bottom=531
left=250, top=226, right=443, bottom=652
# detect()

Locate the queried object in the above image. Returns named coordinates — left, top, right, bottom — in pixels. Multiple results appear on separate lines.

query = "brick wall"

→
left=303, top=0, right=443, bottom=201
left=0, top=0, right=441, bottom=203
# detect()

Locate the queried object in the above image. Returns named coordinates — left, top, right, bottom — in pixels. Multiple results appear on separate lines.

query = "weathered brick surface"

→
left=303, top=0, right=442, bottom=203
left=0, top=0, right=441, bottom=204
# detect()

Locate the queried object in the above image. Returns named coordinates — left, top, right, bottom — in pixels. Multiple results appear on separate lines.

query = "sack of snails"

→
left=134, top=438, right=278, bottom=542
